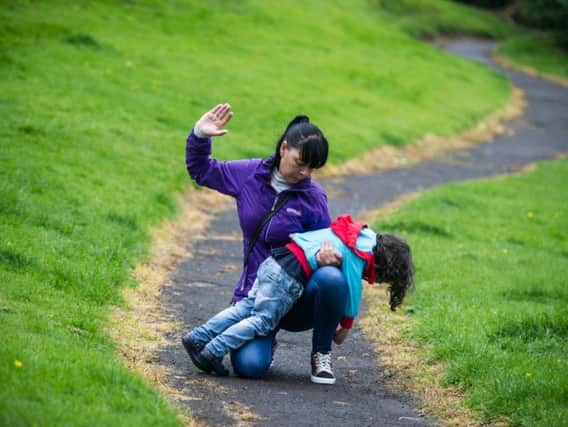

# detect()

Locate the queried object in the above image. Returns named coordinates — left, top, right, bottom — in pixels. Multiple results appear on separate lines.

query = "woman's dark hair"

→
left=272, top=115, right=329, bottom=170
left=374, top=234, right=415, bottom=311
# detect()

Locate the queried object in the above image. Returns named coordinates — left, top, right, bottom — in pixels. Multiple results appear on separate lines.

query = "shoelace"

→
left=314, top=352, right=332, bottom=372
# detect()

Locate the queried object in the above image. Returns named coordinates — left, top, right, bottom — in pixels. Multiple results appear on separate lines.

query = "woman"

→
left=182, top=103, right=349, bottom=384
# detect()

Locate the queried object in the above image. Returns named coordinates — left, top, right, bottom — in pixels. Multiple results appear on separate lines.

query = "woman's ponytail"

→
left=284, top=115, right=310, bottom=134
left=272, top=115, right=328, bottom=170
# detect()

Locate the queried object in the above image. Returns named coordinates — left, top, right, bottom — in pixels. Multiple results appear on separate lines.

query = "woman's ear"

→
left=279, top=140, right=288, bottom=157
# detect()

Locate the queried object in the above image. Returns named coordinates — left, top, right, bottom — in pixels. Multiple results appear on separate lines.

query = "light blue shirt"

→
left=290, top=227, right=376, bottom=318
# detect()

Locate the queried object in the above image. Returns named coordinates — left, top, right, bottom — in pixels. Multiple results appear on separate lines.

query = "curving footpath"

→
left=158, top=40, right=568, bottom=426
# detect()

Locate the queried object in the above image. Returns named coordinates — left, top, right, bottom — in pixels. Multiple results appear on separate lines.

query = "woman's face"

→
left=278, top=141, right=313, bottom=185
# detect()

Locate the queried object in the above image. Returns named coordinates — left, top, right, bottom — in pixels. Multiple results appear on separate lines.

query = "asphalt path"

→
left=159, top=40, right=568, bottom=426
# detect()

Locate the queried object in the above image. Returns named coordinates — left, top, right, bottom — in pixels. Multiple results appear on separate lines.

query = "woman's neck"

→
left=271, top=168, right=291, bottom=193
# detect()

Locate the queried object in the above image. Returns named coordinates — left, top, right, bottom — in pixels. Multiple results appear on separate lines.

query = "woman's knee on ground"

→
left=230, top=334, right=273, bottom=378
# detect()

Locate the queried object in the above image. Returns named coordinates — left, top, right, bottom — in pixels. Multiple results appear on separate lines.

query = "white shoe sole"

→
left=311, top=374, right=336, bottom=385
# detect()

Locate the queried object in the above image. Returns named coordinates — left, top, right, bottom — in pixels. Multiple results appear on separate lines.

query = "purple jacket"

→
left=186, top=130, right=331, bottom=301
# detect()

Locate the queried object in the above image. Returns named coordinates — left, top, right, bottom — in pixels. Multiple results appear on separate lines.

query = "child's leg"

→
left=205, top=257, right=302, bottom=358
left=188, top=292, right=256, bottom=347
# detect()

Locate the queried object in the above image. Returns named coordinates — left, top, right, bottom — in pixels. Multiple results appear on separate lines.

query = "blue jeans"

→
left=189, top=257, right=303, bottom=358
left=230, top=266, right=347, bottom=378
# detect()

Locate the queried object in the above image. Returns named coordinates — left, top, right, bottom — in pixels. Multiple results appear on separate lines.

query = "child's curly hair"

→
left=374, top=234, right=415, bottom=311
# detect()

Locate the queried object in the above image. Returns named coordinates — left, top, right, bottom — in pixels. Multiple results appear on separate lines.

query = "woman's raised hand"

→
left=195, top=103, right=234, bottom=137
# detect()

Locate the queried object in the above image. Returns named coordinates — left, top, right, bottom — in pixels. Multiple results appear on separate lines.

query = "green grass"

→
left=374, top=0, right=515, bottom=39
left=1, top=0, right=513, bottom=163
left=373, top=159, right=568, bottom=425
left=374, top=0, right=568, bottom=82
left=499, top=32, right=568, bottom=80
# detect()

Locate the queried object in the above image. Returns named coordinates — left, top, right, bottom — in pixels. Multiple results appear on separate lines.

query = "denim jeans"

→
left=231, top=266, right=347, bottom=378
left=190, top=257, right=303, bottom=358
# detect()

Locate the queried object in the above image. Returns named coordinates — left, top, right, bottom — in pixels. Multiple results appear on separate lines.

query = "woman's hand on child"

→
left=316, top=241, right=342, bottom=267
left=333, top=326, right=350, bottom=345
left=195, top=103, right=234, bottom=137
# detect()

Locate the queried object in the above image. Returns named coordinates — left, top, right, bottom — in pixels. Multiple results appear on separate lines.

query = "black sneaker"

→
left=200, top=348, right=229, bottom=376
left=311, top=352, right=336, bottom=385
left=181, top=334, right=210, bottom=373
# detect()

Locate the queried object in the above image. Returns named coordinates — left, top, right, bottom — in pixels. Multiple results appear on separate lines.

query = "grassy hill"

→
left=369, top=158, right=568, bottom=425
left=374, top=0, right=568, bottom=80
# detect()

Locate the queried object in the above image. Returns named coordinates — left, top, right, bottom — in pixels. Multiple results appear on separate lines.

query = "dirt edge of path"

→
left=106, top=84, right=526, bottom=426
left=361, top=286, right=505, bottom=427
left=493, top=52, right=568, bottom=88
left=317, top=85, right=526, bottom=178
left=359, top=177, right=531, bottom=427
left=107, top=189, right=231, bottom=427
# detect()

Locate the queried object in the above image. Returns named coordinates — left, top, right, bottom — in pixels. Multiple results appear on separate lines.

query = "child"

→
left=182, top=214, right=414, bottom=383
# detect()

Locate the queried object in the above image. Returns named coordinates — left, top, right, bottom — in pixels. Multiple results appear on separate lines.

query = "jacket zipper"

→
left=263, top=194, right=280, bottom=247
left=239, top=264, right=248, bottom=293
left=240, top=195, right=279, bottom=293
left=241, top=192, right=289, bottom=293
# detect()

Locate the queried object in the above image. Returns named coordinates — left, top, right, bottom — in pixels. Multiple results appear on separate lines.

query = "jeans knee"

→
left=257, top=314, right=277, bottom=336
left=230, top=334, right=273, bottom=378
left=311, top=266, right=347, bottom=296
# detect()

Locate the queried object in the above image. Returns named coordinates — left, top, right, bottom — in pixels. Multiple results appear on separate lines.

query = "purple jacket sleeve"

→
left=185, top=130, right=261, bottom=197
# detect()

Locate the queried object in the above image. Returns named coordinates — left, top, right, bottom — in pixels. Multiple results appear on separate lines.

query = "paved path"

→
left=159, top=41, right=568, bottom=426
